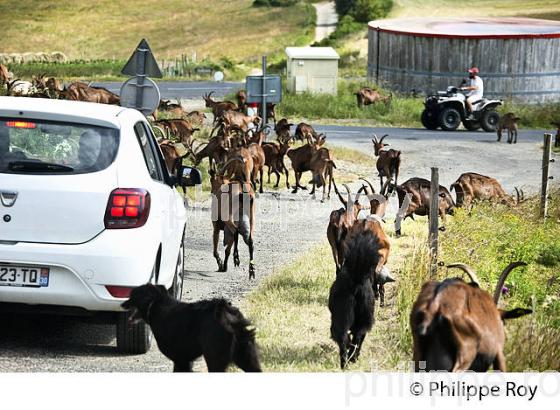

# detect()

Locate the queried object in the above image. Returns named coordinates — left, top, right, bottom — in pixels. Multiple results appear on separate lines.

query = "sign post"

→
left=541, top=133, right=554, bottom=218
left=120, top=39, right=163, bottom=116
left=429, top=167, right=439, bottom=277
left=261, top=55, right=267, bottom=130
left=246, top=55, right=282, bottom=131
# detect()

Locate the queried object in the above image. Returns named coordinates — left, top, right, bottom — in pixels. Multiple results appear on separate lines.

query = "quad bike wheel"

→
left=421, top=109, right=439, bottom=130
left=438, top=107, right=461, bottom=131
left=481, top=111, right=500, bottom=132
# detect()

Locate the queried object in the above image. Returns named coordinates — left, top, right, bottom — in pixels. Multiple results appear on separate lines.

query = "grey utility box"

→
left=285, top=47, right=339, bottom=95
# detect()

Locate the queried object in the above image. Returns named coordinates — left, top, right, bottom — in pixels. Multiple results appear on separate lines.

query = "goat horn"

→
left=514, top=187, right=521, bottom=204
left=371, top=134, right=378, bottom=144
left=342, top=184, right=353, bottom=210
left=493, top=262, right=527, bottom=304
left=359, top=178, right=376, bottom=196
left=331, top=178, right=347, bottom=207
left=446, top=263, right=480, bottom=286
left=379, top=134, right=389, bottom=143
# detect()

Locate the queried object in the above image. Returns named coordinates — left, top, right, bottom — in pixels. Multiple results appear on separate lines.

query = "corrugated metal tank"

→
left=367, top=18, right=560, bottom=103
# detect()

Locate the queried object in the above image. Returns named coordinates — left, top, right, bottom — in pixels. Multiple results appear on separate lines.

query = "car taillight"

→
left=104, top=188, right=150, bottom=229
left=106, top=285, right=133, bottom=298
left=5, top=121, right=36, bottom=129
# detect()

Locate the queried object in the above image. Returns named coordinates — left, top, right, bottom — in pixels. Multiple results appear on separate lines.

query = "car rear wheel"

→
left=481, top=110, right=500, bottom=132
left=438, top=107, right=461, bottom=131
left=116, top=261, right=156, bottom=354
left=421, top=109, right=438, bottom=130
left=116, top=313, right=152, bottom=354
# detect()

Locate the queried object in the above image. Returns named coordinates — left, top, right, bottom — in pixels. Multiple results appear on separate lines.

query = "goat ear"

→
left=383, top=143, right=389, bottom=146
left=500, top=308, right=532, bottom=320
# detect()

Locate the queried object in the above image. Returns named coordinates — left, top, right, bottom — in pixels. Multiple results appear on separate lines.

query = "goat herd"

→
left=1, top=67, right=535, bottom=373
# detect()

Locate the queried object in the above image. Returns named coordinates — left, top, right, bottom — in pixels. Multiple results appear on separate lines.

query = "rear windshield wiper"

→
left=7, top=160, right=74, bottom=173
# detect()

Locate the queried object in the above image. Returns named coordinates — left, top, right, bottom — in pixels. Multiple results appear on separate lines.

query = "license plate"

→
left=0, top=265, right=50, bottom=288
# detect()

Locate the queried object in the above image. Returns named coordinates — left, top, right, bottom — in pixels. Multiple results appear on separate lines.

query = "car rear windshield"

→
left=0, top=118, right=119, bottom=175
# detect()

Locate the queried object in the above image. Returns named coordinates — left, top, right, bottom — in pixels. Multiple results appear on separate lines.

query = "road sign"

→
left=120, top=76, right=160, bottom=116
left=121, top=39, right=163, bottom=78
left=246, top=74, right=282, bottom=104
left=214, top=71, right=224, bottom=82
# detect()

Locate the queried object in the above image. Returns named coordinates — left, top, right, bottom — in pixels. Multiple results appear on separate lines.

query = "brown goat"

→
left=274, top=118, right=293, bottom=142
left=327, top=182, right=366, bottom=273
left=309, top=143, right=336, bottom=202
left=0, top=64, right=10, bottom=86
left=294, top=122, right=317, bottom=142
left=186, top=110, right=207, bottom=126
left=372, top=134, right=401, bottom=192
left=185, top=137, right=228, bottom=169
left=356, top=87, right=392, bottom=107
left=209, top=159, right=256, bottom=279
left=153, top=119, right=199, bottom=147
left=497, top=113, right=520, bottom=144
left=262, top=138, right=291, bottom=188
left=203, top=92, right=237, bottom=124
left=236, top=89, right=247, bottom=113
left=157, top=99, right=186, bottom=119
left=218, top=110, right=261, bottom=134
left=247, top=132, right=266, bottom=194
left=395, top=177, right=456, bottom=236
left=450, top=172, right=524, bottom=208
left=287, top=134, right=331, bottom=197
left=61, top=82, right=120, bottom=105
left=347, top=178, right=394, bottom=306
left=410, top=262, right=531, bottom=372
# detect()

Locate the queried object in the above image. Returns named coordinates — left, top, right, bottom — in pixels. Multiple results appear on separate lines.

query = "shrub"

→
left=350, top=0, right=393, bottom=23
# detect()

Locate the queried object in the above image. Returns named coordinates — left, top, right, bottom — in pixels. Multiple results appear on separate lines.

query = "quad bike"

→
left=421, top=86, right=502, bottom=132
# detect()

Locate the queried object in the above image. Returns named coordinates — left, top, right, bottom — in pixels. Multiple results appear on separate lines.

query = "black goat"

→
left=328, top=230, right=380, bottom=369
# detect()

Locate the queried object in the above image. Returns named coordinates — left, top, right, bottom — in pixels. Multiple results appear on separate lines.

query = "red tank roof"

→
left=368, top=17, right=560, bottom=39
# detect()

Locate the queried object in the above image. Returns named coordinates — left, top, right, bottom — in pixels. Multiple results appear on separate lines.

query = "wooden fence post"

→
left=429, top=167, right=439, bottom=276
left=541, top=133, right=553, bottom=218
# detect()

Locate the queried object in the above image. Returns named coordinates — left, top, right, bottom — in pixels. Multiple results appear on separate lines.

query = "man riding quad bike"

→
left=421, top=67, right=502, bottom=132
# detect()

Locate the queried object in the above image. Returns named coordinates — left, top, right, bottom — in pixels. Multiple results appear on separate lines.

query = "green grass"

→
left=278, top=80, right=423, bottom=127
left=0, top=0, right=314, bottom=61
left=245, top=191, right=560, bottom=371
left=276, top=79, right=560, bottom=129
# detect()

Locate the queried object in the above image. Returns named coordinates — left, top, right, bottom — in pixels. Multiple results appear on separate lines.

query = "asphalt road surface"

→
left=94, top=81, right=243, bottom=100
left=320, top=125, right=557, bottom=193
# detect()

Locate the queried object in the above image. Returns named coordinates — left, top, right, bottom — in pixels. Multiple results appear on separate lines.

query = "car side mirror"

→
left=177, top=165, right=202, bottom=187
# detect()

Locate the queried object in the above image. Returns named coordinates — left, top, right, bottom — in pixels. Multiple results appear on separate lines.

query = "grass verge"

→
left=277, top=80, right=560, bottom=129
left=244, top=191, right=560, bottom=371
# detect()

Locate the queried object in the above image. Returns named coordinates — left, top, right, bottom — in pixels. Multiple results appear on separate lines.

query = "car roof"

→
left=0, top=97, right=131, bottom=129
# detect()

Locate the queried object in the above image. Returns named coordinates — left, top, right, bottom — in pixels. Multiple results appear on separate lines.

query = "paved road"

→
left=94, top=81, right=243, bottom=100
left=314, top=2, right=338, bottom=42
left=317, top=125, right=558, bottom=193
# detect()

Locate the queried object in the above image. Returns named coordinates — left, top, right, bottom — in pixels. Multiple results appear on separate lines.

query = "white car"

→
left=0, top=97, right=199, bottom=354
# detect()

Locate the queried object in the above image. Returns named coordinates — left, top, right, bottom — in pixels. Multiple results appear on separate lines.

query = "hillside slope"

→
left=0, top=0, right=314, bottom=60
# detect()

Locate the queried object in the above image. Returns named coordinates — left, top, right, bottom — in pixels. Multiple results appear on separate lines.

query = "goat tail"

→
left=341, top=230, right=381, bottom=282
left=216, top=299, right=262, bottom=372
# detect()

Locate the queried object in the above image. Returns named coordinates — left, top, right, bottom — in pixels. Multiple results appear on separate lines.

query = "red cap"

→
left=468, top=67, right=479, bottom=74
